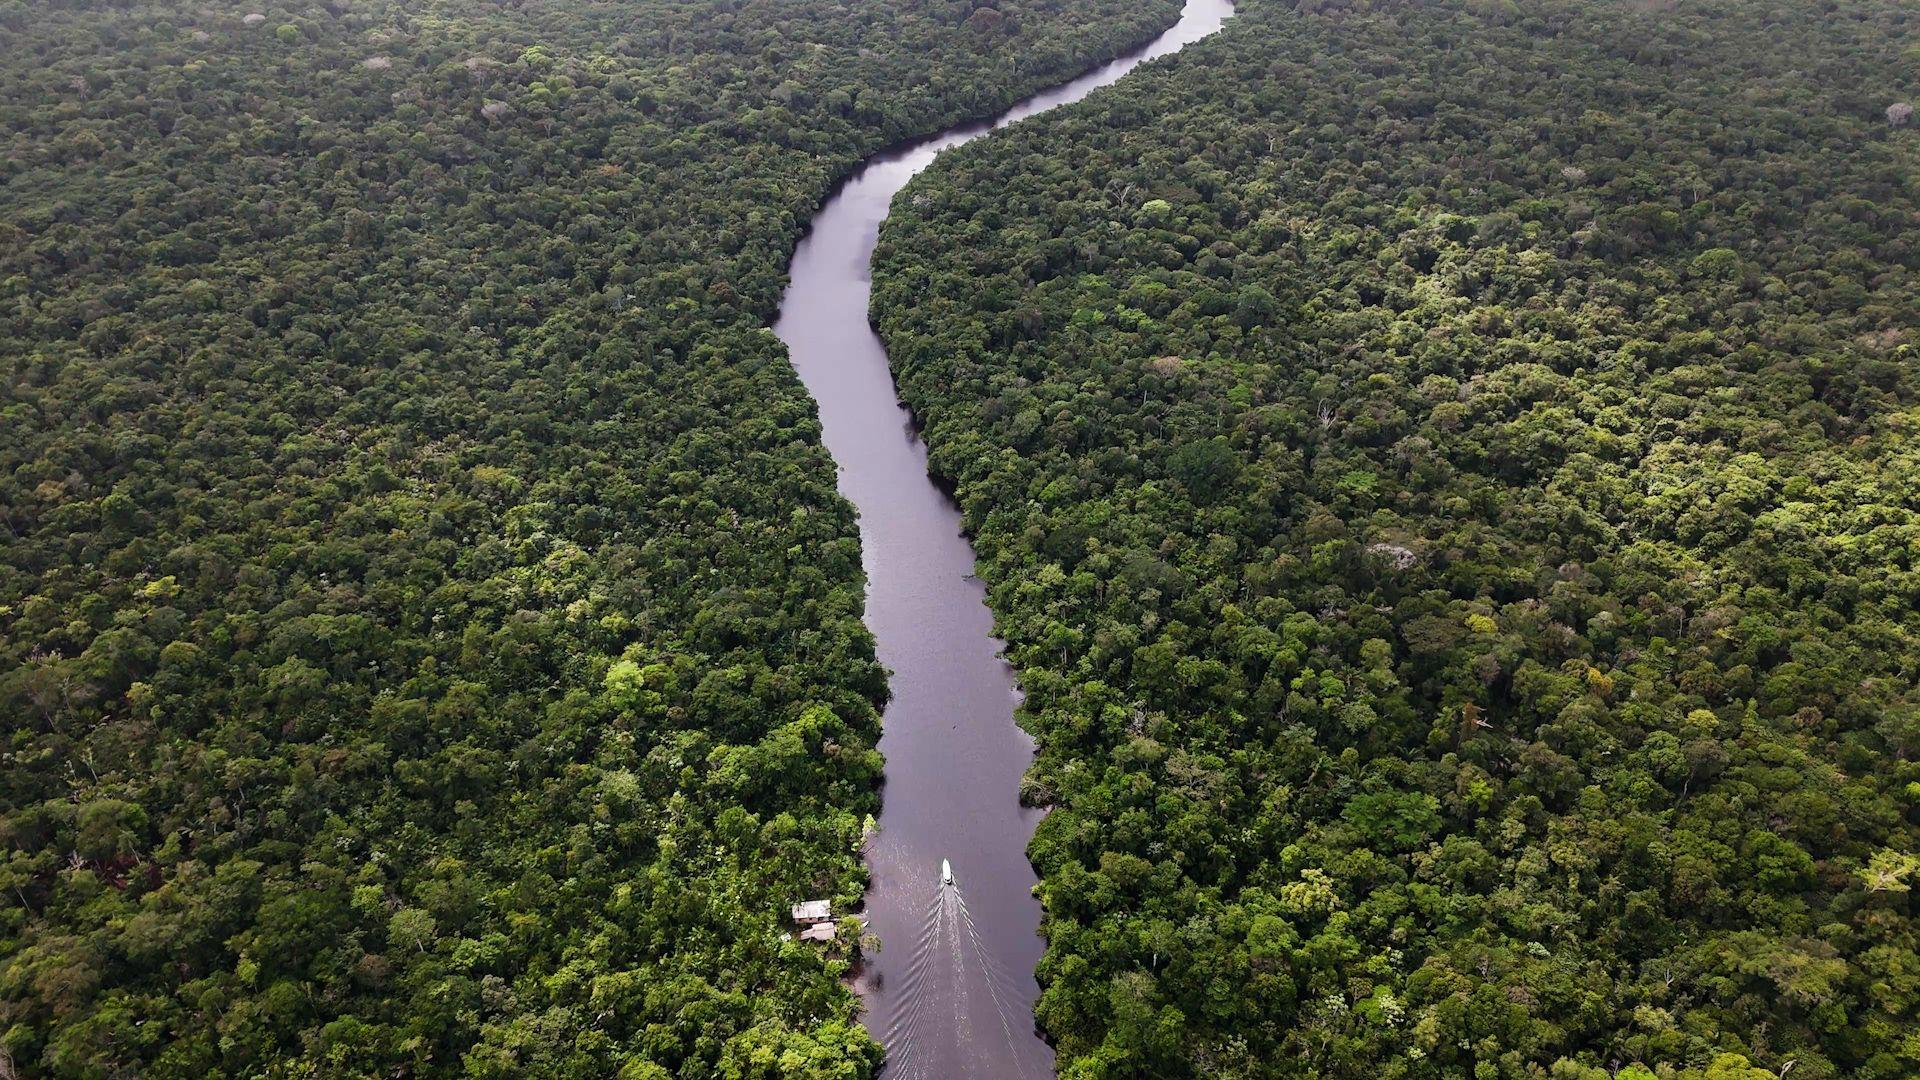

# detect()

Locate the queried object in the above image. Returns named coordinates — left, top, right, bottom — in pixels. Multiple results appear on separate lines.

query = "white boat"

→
left=941, top=859, right=953, bottom=885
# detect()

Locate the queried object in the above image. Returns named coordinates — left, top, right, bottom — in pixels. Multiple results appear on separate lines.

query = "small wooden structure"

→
left=798, top=921, right=837, bottom=943
left=791, top=899, right=832, bottom=925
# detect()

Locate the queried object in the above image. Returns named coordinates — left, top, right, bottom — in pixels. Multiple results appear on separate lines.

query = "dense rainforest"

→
left=0, top=0, right=1188, bottom=1075
left=873, top=0, right=1920, bottom=1076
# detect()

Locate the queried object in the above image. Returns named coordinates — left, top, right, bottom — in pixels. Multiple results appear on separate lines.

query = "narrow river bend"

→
left=773, top=2, right=1234, bottom=1074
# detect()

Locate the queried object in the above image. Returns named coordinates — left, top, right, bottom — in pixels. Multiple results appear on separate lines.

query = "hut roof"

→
left=791, top=899, right=832, bottom=923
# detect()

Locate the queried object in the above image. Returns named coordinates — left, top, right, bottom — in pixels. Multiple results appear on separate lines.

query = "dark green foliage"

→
left=0, top=0, right=1184, bottom=1074
left=872, top=0, right=1920, bottom=1075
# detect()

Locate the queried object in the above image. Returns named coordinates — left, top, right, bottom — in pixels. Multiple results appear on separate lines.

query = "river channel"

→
left=772, top=1, right=1235, bottom=1072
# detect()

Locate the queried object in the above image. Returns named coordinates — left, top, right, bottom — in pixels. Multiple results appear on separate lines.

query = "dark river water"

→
left=772, top=1, right=1234, bottom=1074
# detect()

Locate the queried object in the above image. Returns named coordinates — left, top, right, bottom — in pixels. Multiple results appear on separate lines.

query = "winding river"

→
left=772, top=1, right=1234, bottom=1073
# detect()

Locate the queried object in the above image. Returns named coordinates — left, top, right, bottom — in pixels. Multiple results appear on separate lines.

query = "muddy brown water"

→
left=773, top=2, right=1235, bottom=1073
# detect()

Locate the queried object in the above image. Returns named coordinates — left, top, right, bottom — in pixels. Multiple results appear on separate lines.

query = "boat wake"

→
left=880, top=864, right=1035, bottom=1078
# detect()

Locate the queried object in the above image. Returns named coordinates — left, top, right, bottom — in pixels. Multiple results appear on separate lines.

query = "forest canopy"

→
left=872, top=0, right=1920, bottom=1075
left=0, top=0, right=1183, bottom=1074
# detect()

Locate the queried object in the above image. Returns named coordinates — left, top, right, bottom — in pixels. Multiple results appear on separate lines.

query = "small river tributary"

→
left=772, top=2, right=1234, bottom=1073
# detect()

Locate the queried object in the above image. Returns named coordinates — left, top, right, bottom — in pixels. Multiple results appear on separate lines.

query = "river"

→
left=771, top=1, right=1235, bottom=1073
